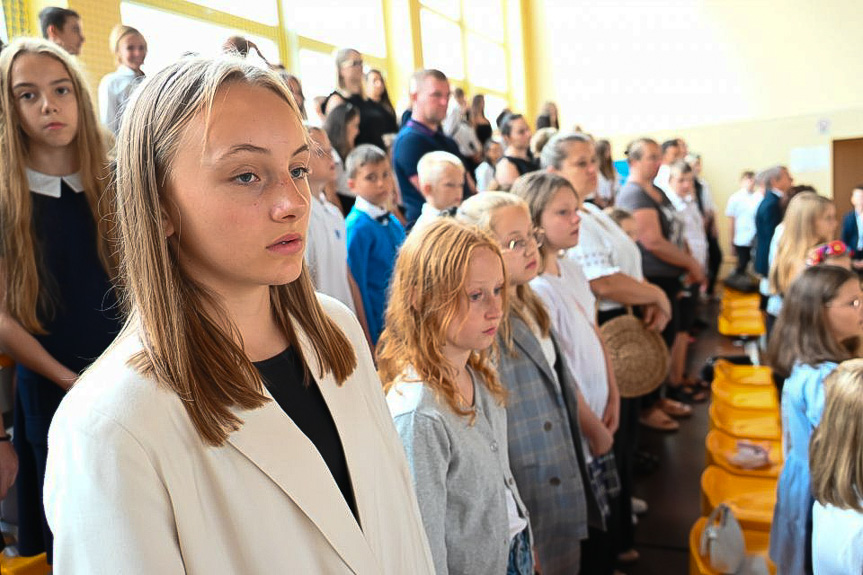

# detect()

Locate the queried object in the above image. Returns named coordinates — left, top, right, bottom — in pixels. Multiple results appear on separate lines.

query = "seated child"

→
left=345, top=144, right=406, bottom=346
left=412, top=151, right=466, bottom=232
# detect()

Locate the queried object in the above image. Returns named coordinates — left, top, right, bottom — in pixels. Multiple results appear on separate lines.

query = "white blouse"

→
left=530, top=258, right=608, bottom=460
left=98, top=65, right=143, bottom=135
left=568, top=202, right=643, bottom=311
left=813, top=501, right=863, bottom=575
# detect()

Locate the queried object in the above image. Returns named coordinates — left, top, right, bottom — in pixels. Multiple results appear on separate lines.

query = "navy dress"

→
left=14, top=180, right=122, bottom=562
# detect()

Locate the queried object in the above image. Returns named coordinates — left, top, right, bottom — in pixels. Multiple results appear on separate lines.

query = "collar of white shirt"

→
left=353, top=196, right=389, bottom=220
left=26, top=168, right=85, bottom=198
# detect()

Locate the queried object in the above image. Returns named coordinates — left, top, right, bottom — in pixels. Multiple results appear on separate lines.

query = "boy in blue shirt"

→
left=345, top=144, right=406, bottom=346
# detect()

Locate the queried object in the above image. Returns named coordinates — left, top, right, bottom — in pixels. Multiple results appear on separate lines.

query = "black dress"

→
left=475, top=122, right=493, bottom=146
left=325, top=91, right=398, bottom=150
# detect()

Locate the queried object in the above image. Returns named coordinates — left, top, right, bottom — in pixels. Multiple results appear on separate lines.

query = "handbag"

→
left=699, top=503, right=745, bottom=573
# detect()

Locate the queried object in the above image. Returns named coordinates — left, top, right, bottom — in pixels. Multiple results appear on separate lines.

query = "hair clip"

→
left=806, top=240, right=851, bottom=266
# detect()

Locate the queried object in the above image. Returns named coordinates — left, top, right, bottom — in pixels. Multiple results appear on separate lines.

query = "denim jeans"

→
left=507, top=528, right=533, bottom=575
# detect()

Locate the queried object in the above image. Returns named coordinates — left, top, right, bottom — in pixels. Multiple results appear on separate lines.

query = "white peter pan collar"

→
left=26, top=168, right=85, bottom=198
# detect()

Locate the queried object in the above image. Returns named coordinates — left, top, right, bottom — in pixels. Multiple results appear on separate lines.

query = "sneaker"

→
left=631, top=497, right=648, bottom=515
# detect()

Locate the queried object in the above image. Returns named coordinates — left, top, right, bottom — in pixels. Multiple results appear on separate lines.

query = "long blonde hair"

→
left=810, top=359, right=863, bottom=512
left=377, top=219, right=507, bottom=419
left=0, top=38, right=113, bottom=333
left=457, top=191, right=551, bottom=352
left=115, top=56, right=356, bottom=446
left=770, top=192, right=834, bottom=294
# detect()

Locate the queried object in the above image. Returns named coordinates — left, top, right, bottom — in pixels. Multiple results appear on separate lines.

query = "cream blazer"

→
left=44, top=295, right=435, bottom=574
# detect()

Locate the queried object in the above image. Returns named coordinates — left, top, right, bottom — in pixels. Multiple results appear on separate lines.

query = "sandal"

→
left=684, top=374, right=711, bottom=391
left=638, top=407, right=679, bottom=431
left=658, top=398, right=692, bottom=418
left=666, top=384, right=708, bottom=404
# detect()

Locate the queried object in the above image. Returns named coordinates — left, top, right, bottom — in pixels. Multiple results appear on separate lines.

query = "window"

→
left=420, top=8, right=463, bottom=80
left=121, top=2, right=279, bottom=74
left=418, top=0, right=510, bottom=109
left=182, top=0, right=278, bottom=26
left=0, top=7, right=8, bottom=44
left=282, top=0, right=386, bottom=58
left=298, top=48, right=336, bottom=111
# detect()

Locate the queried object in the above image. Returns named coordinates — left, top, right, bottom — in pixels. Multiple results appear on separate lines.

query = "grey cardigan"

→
left=495, top=316, right=602, bottom=575
left=387, top=367, right=533, bottom=575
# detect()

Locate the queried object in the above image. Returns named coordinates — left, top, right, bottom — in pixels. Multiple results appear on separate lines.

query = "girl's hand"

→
left=642, top=303, right=670, bottom=332
left=0, top=441, right=18, bottom=500
left=602, top=397, right=620, bottom=435
left=587, top=424, right=613, bottom=457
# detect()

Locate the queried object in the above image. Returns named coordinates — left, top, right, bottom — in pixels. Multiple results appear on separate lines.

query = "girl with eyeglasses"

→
left=767, top=265, right=863, bottom=575
left=512, top=171, right=622, bottom=575
left=457, top=192, right=594, bottom=574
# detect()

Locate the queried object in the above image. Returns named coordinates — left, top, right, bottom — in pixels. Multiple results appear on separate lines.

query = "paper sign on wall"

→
left=789, top=146, right=830, bottom=173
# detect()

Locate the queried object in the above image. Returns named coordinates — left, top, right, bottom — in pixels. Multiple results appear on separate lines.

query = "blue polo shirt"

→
left=392, top=119, right=468, bottom=228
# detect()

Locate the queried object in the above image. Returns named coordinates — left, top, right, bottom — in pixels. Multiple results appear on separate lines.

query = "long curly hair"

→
left=377, top=218, right=508, bottom=420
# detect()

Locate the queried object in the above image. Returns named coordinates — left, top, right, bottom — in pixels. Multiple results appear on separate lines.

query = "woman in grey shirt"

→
left=378, top=220, right=534, bottom=575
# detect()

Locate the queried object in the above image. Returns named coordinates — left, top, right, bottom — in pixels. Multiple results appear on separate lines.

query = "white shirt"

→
left=725, top=188, right=763, bottom=247
left=596, top=171, right=619, bottom=204
left=98, top=66, right=143, bottom=135
left=26, top=168, right=85, bottom=198
left=653, top=164, right=671, bottom=193
left=353, top=196, right=388, bottom=220
left=698, top=177, right=716, bottom=214
left=306, top=194, right=357, bottom=314
left=569, top=202, right=643, bottom=311
left=669, top=192, right=708, bottom=270
left=813, top=501, right=863, bottom=575
left=475, top=162, right=495, bottom=192
left=412, top=202, right=454, bottom=233
left=526, top=315, right=558, bottom=385
left=531, top=259, right=608, bottom=461
left=332, top=150, right=354, bottom=197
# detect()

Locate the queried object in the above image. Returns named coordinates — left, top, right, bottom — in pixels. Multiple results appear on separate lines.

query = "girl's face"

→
left=163, top=83, right=311, bottom=299
left=540, top=186, right=582, bottom=251
left=11, top=53, right=79, bottom=153
left=669, top=171, right=694, bottom=198
left=493, top=205, right=541, bottom=286
left=445, top=247, right=505, bottom=356
left=346, top=114, right=360, bottom=148
left=554, top=141, right=598, bottom=197
left=826, top=279, right=863, bottom=343
left=486, top=142, right=503, bottom=165
left=366, top=72, right=384, bottom=100
left=506, top=118, right=532, bottom=151
left=307, top=130, right=336, bottom=191
left=815, top=204, right=838, bottom=242
left=118, top=33, right=147, bottom=72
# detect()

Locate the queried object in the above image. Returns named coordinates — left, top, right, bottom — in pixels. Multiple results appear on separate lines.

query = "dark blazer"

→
left=841, top=211, right=863, bottom=260
left=495, top=316, right=600, bottom=575
left=754, top=190, right=782, bottom=275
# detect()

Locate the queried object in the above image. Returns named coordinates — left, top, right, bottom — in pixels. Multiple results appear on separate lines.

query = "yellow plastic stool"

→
left=718, top=311, right=766, bottom=337
left=701, top=465, right=776, bottom=531
left=712, top=360, right=773, bottom=387
left=720, top=307, right=763, bottom=320
left=0, top=553, right=50, bottom=575
left=705, top=429, right=782, bottom=479
left=712, top=381, right=779, bottom=412
left=709, top=402, right=781, bottom=441
left=689, top=516, right=776, bottom=574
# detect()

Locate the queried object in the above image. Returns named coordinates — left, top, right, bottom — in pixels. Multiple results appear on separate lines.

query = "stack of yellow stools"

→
left=0, top=553, right=50, bottom=575
left=690, top=360, right=780, bottom=574
left=717, top=287, right=766, bottom=337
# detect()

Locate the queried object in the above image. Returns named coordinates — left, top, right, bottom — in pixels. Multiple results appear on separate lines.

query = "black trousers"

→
left=734, top=244, right=752, bottom=275
left=706, top=234, right=723, bottom=295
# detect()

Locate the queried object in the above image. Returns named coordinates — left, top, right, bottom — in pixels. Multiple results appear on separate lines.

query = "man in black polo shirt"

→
left=392, top=69, right=472, bottom=229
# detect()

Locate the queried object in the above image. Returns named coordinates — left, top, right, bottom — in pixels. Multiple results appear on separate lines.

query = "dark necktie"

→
left=375, top=213, right=390, bottom=224
left=439, top=206, right=459, bottom=217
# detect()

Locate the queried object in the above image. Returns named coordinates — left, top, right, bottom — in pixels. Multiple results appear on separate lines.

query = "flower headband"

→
left=806, top=240, right=852, bottom=266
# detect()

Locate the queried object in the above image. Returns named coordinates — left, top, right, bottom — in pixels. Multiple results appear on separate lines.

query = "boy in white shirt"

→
left=725, top=170, right=762, bottom=274
left=305, top=127, right=372, bottom=344
left=412, top=151, right=466, bottom=232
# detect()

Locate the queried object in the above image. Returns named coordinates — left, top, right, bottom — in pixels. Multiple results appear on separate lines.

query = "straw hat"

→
left=599, top=313, right=668, bottom=398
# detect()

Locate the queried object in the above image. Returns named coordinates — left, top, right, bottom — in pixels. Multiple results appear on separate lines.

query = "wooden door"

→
left=832, top=138, right=863, bottom=216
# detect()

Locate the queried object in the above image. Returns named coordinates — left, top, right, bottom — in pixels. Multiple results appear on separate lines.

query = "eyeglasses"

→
left=504, top=229, right=544, bottom=253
